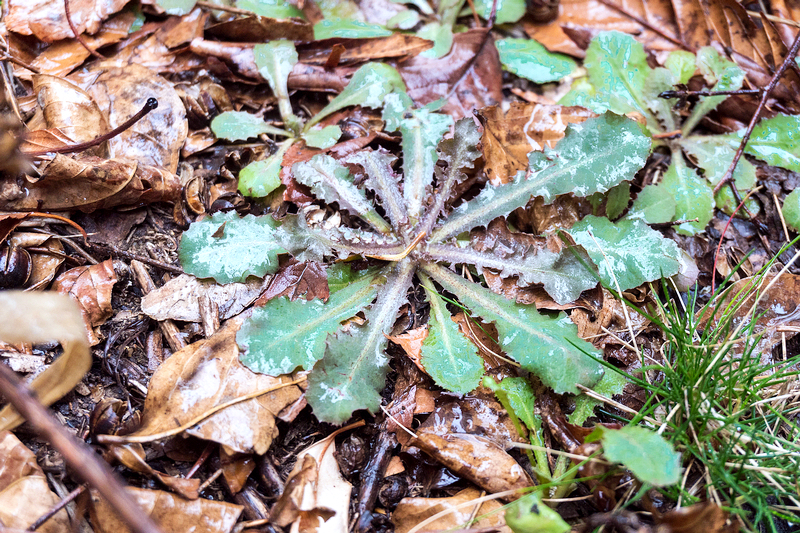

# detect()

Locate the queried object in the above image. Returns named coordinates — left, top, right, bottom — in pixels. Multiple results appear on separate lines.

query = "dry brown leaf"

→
left=416, top=396, right=523, bottom=450
left=124, top=315, right=303, bottom=454
left=271, top=438, right=351, bottom=533
left=25, top=75, right=110, bottom=157
left=53, top=259, right=118, bottom=346
left=398, top=29, right=503, bottom=120
left=6, top=0, right=129, bottom=42
left=90, top=487, right=242, bottom=533
left=109, top=444, right=201, bottom=500
left=393, top=487, right=511, bottom=533
left=141, top=274, right=268, bottom=323
left=0, top=432, right=69, bottom=533
left=19, top=12, right=136, bottom=80
left=0, top=292, right=90, bottom=432
left=524, top=0, right=680, bottom=57
left=256, top=259, right=330, bottom=303
left=4, top=154, right=181, bottom=212
left=387, top=326, right=428, bottom=371
left=219, top=448, right=256, bottom=494
left=656, top=501, right=737, bottom=532
left=477, top=103, right=596, bottom=185
left=75, top=63, right=188, bottom=173
left=412, top=432, right=532, bottom=500
left=299, top=34, right=433, bottom=65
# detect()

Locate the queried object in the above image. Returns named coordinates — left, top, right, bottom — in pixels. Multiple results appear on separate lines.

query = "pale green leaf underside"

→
left=474, top=0, right=526, bottom=24
left=599, top=425, right=682, bottom=486
left=568, top=215, right=682, bottom=291
left=211, top=112, right=289, bottom=141
left=423, top=262, right=603, bottom=394
left=302, top=125, right=342, bottom=149
left=237, top=269, right=380, bottom=375
left=496, top=38, right=576, bottom=84
left=179, top=211, right=286, bottom=284
left=426, top=243, right=597, bottom=305
left=419, top=273, right=483, bottom=394
left=431, top=112, right=651, bottom=243
left=254, top=40, right=297, bottom=101
left=660, top=155, right=714, bottom=235
left=313, top=19, right=393, bottom=40
left=627, top=184, right=676, bottom=224
left=783, top=189, right=800, bottom=232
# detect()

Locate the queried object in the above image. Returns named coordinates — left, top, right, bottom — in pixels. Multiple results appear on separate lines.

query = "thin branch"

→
left=64, top=0, right=105, bottom=60
left=85, top=241, right=184, bottom=274
left=0, top=53, right=41, bottom=74
left=0, top=362, right=163, bottom=533
left=659, top=89, right=761, bottom=98
left=26, top=98, right=158, bottom=157
left=714, top=32, right=800, bottom=195
left=28, top=485, right=86, bottom=531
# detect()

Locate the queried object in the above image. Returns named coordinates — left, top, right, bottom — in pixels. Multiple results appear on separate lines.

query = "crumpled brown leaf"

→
left=411, top=432, right=531, bottom=500
left=53, top=259, right=118, bottom=346
left=3, top=154, right=181, bottom=212
left=90, top=487, right=242, bottom=533
left=6, top=0, right=129, bottom=42
left=75, top=62, right=189, bottom=173
left=0, top=292, right=90, bottom=433
left=398, top=29, right=503, bottom=120
left=141, top=274, right=268, bottom=323
left=478, top=103, right=596, bottom=185
left=393, top=487, right=511, bottom=533
left=0, top=431, right=69, bottom=533
left=24, top=75, right=110, bottom=157
left=109, top=443, right=200, bottom=500
left=270, top=438, right=351, bottom=533
left=122, top=315, right=303, bottom=455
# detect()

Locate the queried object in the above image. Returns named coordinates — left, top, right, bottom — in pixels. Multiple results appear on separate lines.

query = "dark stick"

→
left=714, top=32, right=800, bottom=195
left=28, top=485, right=87, bottom=531
left=26, top=98, right=158, bottom=157
left=595, top=0, right=693, bottom=52
left=64, top=0, right=105, bottom=60
left=355, top=427, right=397, bottom=533
left=0, top=362, right=164, bottom=533
left=0, top=53, right=41, bottom=74
left=659, top=89, right=762, bottom=99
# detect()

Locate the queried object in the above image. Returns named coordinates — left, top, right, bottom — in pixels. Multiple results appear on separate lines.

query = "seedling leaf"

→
left=505, top=491, right=570, bottom=533
left=497, top=38, right=576, bottom=84
left=627, top=184, right=676, bottom=224
left=211, top=111, right=289, bottom=141
left=474, top=0, right=526, bottom=24
left=660, top=154, right=714, bottom=235
left=592, top=425, right=682, bottom=486
left=236, top=0, right=304, bottom=18
left=682, top=47, right=743, bottom=135
left=254, top=40, right=301, bottom=132
left=728, top=114, right=800, bottom=172
left=783, top=189, right=800, bottom=232
left=313, top=19, right=393, bottom=40
left=238, top=140, right=292, bottom=197
left=307, top=63, right=405, bottom=128
left=301, top=125, right=342, bottom=149
left=568, top=215, right=682, bottom=291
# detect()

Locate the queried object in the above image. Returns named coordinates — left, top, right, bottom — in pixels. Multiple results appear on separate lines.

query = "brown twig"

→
left=64, top=0, right=105, bottom=60
left=594, top=0, right=694, bottom=52
left=713, top=32, right=800, bottom=196
left=659, top=89, right=761, bottom=98
left=26, top=98, right=158, bottom=157
left=28, top=485, right=87, bottom=531
left=0, top=362, right=163, bottom=533
left=711, top=187, right=760, bottom=297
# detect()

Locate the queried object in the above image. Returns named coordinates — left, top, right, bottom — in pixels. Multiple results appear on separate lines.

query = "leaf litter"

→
left=0, top=0, right=799, bottom=532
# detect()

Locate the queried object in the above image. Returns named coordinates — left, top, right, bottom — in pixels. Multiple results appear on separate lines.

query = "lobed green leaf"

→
left=423, top=262, right=603, bottom=394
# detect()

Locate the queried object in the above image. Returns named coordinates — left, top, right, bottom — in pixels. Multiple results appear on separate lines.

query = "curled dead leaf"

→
left=0, top=292, right=90, bottom=432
